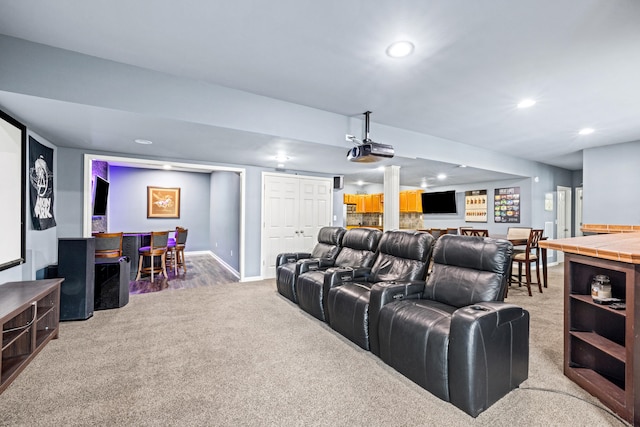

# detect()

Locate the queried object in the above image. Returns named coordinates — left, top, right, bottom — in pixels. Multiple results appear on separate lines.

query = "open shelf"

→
left=570, top=331, right=625, bottom=362
left=0, top=279, right=62, bottom=394
left=564, top=253, right=640, bottom=424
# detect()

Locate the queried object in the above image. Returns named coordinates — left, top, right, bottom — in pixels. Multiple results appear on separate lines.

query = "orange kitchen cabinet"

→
left=355, top=195, right=366, bottom=213
left=406, top=190, right=424, bottom=213
left=372, top=193, right=383, bottom=213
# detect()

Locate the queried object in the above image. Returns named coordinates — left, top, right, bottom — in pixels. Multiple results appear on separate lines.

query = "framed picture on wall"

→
left=464, top=189, right=487, bottom=222
left=147, top=186, right=181, bottom=218
left=494, top=187, right=520, bottom=223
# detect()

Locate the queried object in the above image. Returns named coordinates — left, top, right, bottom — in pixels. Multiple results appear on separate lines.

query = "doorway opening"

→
left=82, top=154, right=246, bottom=281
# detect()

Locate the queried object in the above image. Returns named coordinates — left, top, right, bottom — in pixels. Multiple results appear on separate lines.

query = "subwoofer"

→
left=58, top=238, right=95, bottom=321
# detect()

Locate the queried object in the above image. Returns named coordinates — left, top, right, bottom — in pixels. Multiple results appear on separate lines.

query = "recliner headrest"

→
left=317, top=227, right=346, bottom=246
left=433, top=234, right=512, bottom=275
left=377, top=230, right=435, bottom=262
left=341, top=228, right=382, bottom=251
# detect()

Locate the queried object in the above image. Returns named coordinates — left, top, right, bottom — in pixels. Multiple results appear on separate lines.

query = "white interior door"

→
left=556, top=186, right=572, bottom=263
left=262, top=173, right=333, bottom=279
left=263, top=174, right=300, bottom=278
left=299, top=178, right=332, bottom=253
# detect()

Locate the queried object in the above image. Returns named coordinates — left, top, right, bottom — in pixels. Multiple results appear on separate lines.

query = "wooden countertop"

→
left=581, top=224, right=640, bottom=234
left=539, top=232, right=640, bottom=264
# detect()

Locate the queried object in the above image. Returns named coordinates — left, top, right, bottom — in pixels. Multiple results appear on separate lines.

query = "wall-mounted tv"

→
left=0, top=109, right=26, bottom=272
left=92, top=176, right=110, bottom=216
left=421, top=190, right=457, bottom=214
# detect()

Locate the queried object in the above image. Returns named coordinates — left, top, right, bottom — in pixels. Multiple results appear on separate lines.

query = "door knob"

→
left=300, top=230, right=304, bottom=234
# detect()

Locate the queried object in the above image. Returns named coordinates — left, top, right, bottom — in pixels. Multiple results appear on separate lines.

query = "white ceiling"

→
left=1, top=0, right=639, bottom=186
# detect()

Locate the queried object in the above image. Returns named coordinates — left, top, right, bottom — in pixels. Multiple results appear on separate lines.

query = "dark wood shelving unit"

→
left=564, top=252, right=640, bottom=424
left=0, top=279, right=62, bottom=394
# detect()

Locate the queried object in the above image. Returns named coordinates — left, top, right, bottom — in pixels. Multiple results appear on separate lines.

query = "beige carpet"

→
left=0, top=264, right=629, bottom=426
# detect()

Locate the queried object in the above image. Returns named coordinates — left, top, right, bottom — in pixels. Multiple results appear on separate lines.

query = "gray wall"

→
left=583, top=140, right=640, bottom=225
left=0, top=131, right=58, bottom=284
left=210, top=171, right=240, bottom=271
left=108, top=165, right=211, bottom=251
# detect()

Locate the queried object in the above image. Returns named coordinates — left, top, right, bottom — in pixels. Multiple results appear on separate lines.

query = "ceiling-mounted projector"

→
left=346, top=111, right=394, bottom=163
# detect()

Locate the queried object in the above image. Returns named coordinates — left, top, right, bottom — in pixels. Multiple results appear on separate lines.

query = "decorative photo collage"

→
left=494, top=187, right=520, bottom=223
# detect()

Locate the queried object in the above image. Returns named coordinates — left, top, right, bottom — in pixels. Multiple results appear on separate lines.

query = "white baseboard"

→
left=240, top=276, right=264, bottom=282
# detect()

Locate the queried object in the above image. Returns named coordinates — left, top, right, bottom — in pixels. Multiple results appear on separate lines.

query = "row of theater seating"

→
left=275, top=226, right=530, bottom=417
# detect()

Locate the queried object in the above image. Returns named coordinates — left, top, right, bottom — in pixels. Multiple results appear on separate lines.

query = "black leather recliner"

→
left=327, top=230, right=436, bottom=351
left=276, top=226, right=345, bottom=303
left=296, top=227, right=383, bottom=322
left=375, top=234, right=529, bottom=417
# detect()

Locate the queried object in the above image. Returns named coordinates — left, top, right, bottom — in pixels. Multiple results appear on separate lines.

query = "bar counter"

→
left=539, top=232, right=640, bottom=264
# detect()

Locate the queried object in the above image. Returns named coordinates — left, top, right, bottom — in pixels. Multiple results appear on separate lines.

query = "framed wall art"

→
left=494, top=187, right=520, bottom=223
left=147, top=186, right=181, bottom=218
left=464, top=189, right=487, bottom=222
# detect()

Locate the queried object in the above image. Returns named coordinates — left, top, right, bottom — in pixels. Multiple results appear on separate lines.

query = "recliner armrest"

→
left=276, top=252, right=312, bottom=267
left=368, top=280, right=426, bottom=355
left=448, top=302, right=530, bottom=417
left=323, top=266, right=357, bottom=288
left=297, top=258, right=336, bottom=274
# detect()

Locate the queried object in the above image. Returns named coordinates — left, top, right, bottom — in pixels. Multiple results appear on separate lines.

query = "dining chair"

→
left=462, top=229, right=489, bottom=237
left=135, top=230, right=170, bottom=282
left=507, top=227, right=532, bottom=253
left=507, top=229, right=544, bottom=297
left=92, top=232, right=123, bottom=258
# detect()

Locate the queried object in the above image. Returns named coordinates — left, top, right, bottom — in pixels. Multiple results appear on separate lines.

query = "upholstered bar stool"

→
left=92, top=232, right=123, bottom=258
left=136, top=230, right=170, bottom=282
left=167, top=227, right=188, bottom=274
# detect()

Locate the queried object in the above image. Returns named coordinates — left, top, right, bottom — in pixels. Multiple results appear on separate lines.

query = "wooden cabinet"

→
left=372, top=193, right=383, bottom=213
left=355, top=195, right=366, bottom=213
left=345, top=193, right=383, bottom=213
left=400, top=190, right=423, bottom=213
left=1, top=279, right=62, bottom=394
left=564, top=253, right=636, bottom=424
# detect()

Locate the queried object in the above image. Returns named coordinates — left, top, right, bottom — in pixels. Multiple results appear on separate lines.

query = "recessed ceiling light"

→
left=459, top=164, right=467, bottom=168
left=357, top=180, right=364, bottom=186
left=386, top=41, right=414, bottom=58
left=377, top=166, right=385, bottom=171
left=579, top=128, right=594, bottom=135
left=275, top=153, right=290, bottom=162
left=437, top=173, right=447, bottom=180
left=162, top=164, right=172, bottom=170
left=517, top=99, right=536, bottom=109
left=420, top=182, right=427, bottom=188
left=134, top=139, right=153, bottom=145
left=277, top=163, right=284, bottom=168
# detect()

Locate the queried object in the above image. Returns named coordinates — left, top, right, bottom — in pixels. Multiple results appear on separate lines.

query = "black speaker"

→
left=58, top=238, right=95, bottom=321
left=94, top=257, right=130, bottom=310
left=333, top=176, right=344, bottom=190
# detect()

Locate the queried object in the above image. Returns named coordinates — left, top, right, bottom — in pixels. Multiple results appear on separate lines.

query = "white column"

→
left=383, top=165, right=400, bottom=231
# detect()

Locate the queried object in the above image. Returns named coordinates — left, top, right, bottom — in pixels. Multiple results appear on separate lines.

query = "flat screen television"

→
left=421, top=190, right=457, bottom=214
left=92, top=176, right=109, bottom=216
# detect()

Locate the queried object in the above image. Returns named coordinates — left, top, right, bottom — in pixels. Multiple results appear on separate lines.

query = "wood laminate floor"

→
left=129, top=254, right=239, bottom=294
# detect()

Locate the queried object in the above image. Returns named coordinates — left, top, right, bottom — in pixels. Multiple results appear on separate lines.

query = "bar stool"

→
left=92, top=232, right=123, bottom=258
left=508, top=229, right=544, bottom=297
left=136, top=231, right=170, bottom=282
left=167, top=227, right=188, bottom=274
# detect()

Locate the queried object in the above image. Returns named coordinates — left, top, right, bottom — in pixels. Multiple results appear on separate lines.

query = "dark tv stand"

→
left=1, top=279, right=62, bottom=394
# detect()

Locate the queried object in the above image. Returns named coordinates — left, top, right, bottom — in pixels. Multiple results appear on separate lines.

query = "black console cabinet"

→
left=58, top=238, right=95, bottom=321
left=94, top=257, right=130, bottom=310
